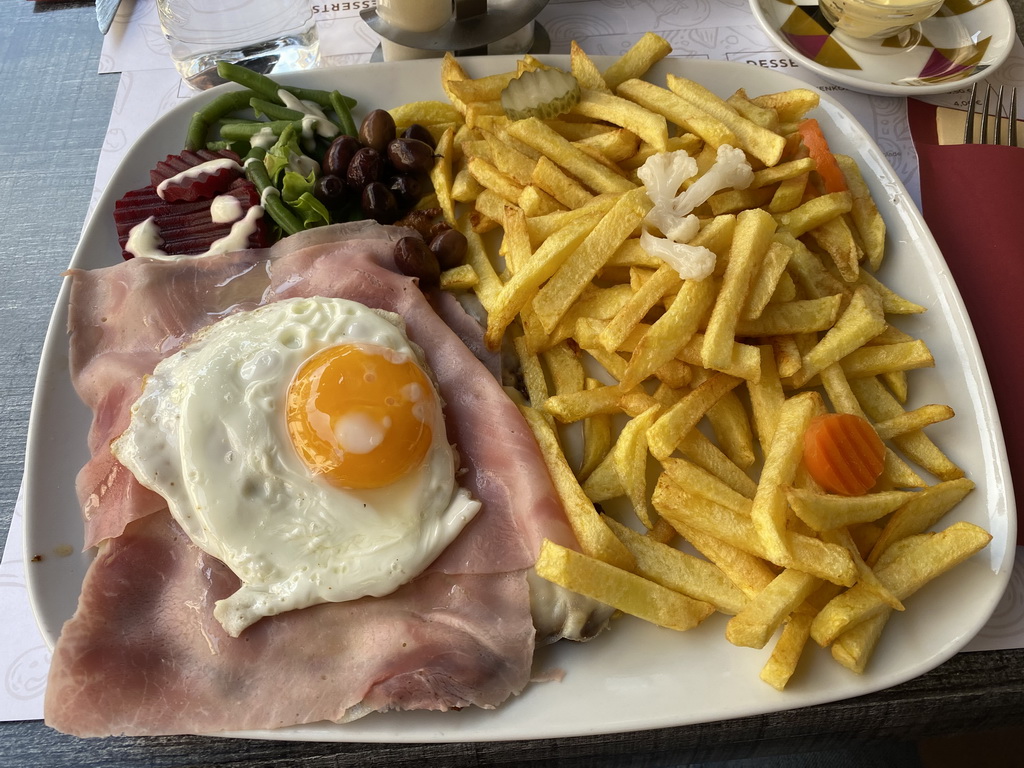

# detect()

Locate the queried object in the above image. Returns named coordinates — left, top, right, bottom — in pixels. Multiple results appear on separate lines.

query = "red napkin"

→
left=908, top=98, right=1023, bottom=544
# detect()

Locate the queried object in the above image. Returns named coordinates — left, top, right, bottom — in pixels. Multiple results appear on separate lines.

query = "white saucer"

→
left=749, top=0, right=1015, bottom=96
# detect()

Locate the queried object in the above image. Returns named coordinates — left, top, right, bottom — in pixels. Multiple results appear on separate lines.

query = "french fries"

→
left=420, top=36, right=989, bottom=690
left=536, top=540, right=714, bottom=632
left=810, top=522, right=991, bottom=646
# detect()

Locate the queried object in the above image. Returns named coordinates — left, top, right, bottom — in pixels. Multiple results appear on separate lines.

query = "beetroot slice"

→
left=149, top=149, right=240, bottom=185
left=114, top=175, right=270, bottom=260
left=150, top=149, right=245, bottom=203
left=160, top=167, right=243, bottom=203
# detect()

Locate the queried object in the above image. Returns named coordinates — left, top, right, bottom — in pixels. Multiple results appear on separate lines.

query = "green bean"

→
left=219, top=119, right=302, bottom=142
left=216, top=61, right=288, bottom=103
left=329, top=89, right=357, bottom=137
left=243, top=148, right=305, bottom=236
left=252, top=97, right=346, bottom=141
left=184, top=88, right=256, bottom=150
left=199, top=61, right=362, bottom=236
left=291, top=87, right=357, bottom=111
left=273, top=83, right=357, bottom=112
left=214, top=60, right=357, bottom=111
left=249, top=97, right=305, bottom=123
left=284, top=87, right=332, bottom=110
left=210, top=140, right=253, bottom=157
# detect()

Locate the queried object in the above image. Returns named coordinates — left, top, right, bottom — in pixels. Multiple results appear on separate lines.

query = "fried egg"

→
left=112, top=297, right=479, bottom=637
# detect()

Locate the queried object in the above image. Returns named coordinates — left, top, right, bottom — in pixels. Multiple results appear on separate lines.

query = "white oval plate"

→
left=750, top=0, right=1015, bottom=96
left=24, top=56, right=1015, bottom=743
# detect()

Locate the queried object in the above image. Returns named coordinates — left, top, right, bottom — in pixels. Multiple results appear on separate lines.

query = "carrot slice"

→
left=797, top=118, right=848, bottom=195
left=802, top=413, right=885, bottom=496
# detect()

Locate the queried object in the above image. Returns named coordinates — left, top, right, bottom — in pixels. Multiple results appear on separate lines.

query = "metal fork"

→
left=963, top=82, right=1019, bottom=147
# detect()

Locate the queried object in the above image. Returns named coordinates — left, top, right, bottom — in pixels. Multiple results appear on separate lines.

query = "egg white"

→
left=112, top=297, right=479, bottom=637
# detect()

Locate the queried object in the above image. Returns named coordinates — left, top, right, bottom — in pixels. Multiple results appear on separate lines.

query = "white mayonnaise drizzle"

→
left=155, top=158, right=244, bottom=200
left=250, top=126, right=279, bottom=151
left=210, top=194, right=244, bottom=224
left=277, top=89, right=340, bottom=142
left=125, top=205, right=264, bottom=261
left=258, top=182, right=281, bottom=209
left=205, top=205, right=264, bottom=255
left=125, top=216, right=166, bottom=259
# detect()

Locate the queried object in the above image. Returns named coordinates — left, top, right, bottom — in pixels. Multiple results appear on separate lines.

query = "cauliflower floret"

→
left=671, top=144, right=754, bottom=217
left=645, top=206, right=699, bottom=243
left=637, top=150, right=699, bottom=240
left=636, top=150, right=698, bottom=208
left=637, top=144, right=754, bottom=281
left=639, top=228, right=716, bottom=280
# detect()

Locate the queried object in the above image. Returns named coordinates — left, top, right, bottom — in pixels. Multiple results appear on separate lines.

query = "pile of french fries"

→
left=389, top=33, right=992, bottom=690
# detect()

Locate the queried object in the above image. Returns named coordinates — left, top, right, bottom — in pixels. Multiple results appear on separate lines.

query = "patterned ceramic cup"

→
left=818, top=0, right=945, bottom=39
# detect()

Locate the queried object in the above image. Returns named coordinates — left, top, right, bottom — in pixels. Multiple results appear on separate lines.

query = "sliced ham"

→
left=45, top=512, right=533, bottom=736
left=47, top=222, right=586, bottom=736
left=68, top=249, right=271, bottom=548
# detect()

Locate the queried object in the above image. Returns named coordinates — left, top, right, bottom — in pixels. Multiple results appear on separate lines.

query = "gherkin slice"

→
left=500, top=68, right=582, bottom=121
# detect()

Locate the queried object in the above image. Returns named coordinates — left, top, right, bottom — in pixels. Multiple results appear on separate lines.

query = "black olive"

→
left=386, top=138, right=435, bottom=175
left=394, top=236, right=440, bottom=287
left=359, top=109, right=397, bottom=152
left=361, top=181, right=399, bottom=224
left=387, top=174, right=422, bottom=209
left=322, top=135, right=361, bottom=177
left=400, top=123, right=436, bottom=149
left=428, top=228, right=468, bottom=271
left=427, top=220, right=452, bottom=240
left=395, top=207, right=442, bottom=239
left=313, top=174, right=348, bottom=207
left=346, top=147, right=383, bottom=189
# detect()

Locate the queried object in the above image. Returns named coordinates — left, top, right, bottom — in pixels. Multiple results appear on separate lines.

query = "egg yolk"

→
left=286, top=344, right=436, bottom=489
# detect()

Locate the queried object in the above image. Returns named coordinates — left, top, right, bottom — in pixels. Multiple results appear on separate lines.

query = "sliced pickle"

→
left=500, top=68, right=582, bottom=121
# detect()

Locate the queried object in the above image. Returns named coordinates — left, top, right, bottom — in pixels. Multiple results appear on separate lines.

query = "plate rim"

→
left=748, top=0, right=1016, bottom=96
left=23, top=54, right=1017, bottom=743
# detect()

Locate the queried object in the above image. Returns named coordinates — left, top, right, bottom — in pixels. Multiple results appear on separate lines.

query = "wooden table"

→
left=2, top=2, right=1022, bottom=764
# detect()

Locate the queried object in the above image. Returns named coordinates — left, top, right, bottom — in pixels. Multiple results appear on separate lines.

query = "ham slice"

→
left=46, top=222, right=585, bottom=736
left=45, top=512, right=534, bottom=736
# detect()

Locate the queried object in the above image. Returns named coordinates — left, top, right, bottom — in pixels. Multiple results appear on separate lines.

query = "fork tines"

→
left=964, top=82, right=1020, bottom=147
left=1009, top=86, right=1018, bottom=148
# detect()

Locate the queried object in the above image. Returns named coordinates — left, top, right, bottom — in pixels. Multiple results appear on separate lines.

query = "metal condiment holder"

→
left=361, top=0, right=550, bottom=61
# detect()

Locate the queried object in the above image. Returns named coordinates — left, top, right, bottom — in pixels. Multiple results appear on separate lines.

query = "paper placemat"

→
left=4, top=0, right=1023, bottom=723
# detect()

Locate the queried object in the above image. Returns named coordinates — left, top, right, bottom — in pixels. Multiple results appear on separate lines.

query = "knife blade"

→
left=96, top=0, right=122, bottom=34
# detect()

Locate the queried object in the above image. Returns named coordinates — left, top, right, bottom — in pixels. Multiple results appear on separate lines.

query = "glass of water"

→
left=157, top=0, right=321, bottom=89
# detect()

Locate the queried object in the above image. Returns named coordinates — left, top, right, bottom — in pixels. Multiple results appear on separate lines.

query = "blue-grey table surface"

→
left=2, top=2, right=1022, bottom=766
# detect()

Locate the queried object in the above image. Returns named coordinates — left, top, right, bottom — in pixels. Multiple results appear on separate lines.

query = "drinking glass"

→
left=157, top=0, right=321, bottom=89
